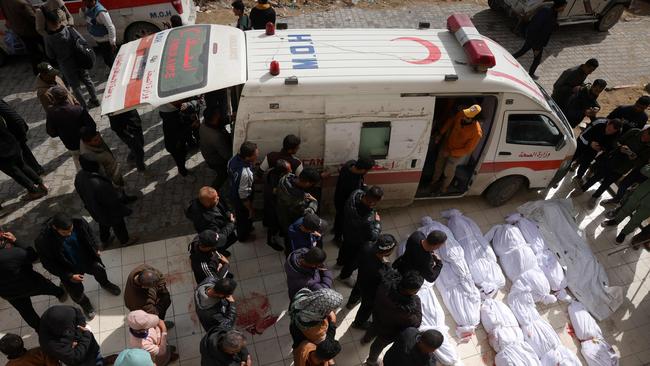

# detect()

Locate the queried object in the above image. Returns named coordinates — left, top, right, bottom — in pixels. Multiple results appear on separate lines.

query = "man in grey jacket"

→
left=200, top=107, right=232, bottom=191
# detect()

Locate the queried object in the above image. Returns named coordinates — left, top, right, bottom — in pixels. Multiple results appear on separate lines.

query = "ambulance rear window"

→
left=158, top=25, right=211, bottom=98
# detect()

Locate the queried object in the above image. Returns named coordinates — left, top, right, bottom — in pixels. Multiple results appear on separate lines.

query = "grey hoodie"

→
left=44, top=26, right=86, bottom=86
left=194, top=278, right=236, bottom=332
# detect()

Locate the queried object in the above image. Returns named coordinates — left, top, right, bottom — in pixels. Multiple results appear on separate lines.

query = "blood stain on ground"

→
left=236, top=292, right=279, bottom=335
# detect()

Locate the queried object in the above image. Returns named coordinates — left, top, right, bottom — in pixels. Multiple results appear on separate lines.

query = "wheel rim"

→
left=601, top=6, right=623, bottom=29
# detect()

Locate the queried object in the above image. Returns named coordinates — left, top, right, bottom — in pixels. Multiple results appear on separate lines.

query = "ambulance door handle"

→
left=498, top=151, right=512, bottom=156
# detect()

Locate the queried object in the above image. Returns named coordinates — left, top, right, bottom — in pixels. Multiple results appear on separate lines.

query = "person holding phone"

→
left=565, top=79, right=607, bottom=128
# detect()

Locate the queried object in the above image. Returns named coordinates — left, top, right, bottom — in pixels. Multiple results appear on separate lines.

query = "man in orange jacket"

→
left=432, top=104, right=483, bottom=193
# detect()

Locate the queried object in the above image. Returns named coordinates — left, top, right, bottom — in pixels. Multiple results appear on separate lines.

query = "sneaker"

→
left=601, top=219, right=618, bottom=227
left=336, top=275, right=356, bottom=288
left=164, top=320, right=175, bottom=329
left=587, top=197, right=600, bottom=210
left=530, top=74, right=539, bottom=80
left=121, top=236, right=140, bottom=247
left=57, top=285, right=69, bottom=303
left=87, top=99, right=100, bottom=109
left=82, top=306, right=96, bottom=321
left=23, top=190, right=47, bottom=201
left=351, top=321, right=371, bottom=330
left=605, top=210, right=618, bottom=219
left=102, top=282, right=122, bottom=296
left=345, top=297, right=361, bottom=310
left=616, top=233, right=626, bottom=244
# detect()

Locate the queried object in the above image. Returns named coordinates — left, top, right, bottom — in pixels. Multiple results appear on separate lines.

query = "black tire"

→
left=595, top=4, right=625, bottom=31
left=484, top=175, right=527, bottom=206
left=124, top=22, right=161, bottom=43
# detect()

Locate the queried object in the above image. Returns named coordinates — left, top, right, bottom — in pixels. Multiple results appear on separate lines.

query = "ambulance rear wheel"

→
left=595, top=4, right=624, bottom=31
left=484, top=175, right=527, bottom=207
left=124, top=22, right=161, bottom=42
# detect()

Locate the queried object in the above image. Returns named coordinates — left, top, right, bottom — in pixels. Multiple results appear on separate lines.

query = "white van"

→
left=102, top=14, right=576, bottom=208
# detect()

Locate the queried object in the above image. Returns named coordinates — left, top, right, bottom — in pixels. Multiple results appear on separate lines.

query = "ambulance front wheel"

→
left=124, top=22, right=161, bottom=42
left=484, top=175, right=527, bottom=207
left=595, top=4, right=625, bottom=31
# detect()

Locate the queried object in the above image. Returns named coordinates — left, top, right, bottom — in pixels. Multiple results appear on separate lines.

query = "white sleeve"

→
left=97, top=11, right=116, bottom=45
left=238, top=168, right=253, bottom=200
left=294, top=161, right=304, bottom=176
left=259, top=156, right=269, bottom=172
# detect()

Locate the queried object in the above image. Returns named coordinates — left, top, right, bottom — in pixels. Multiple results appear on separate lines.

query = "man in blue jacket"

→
left=287, top=213, right=324, bottom=252
left=80, top=0, right=116, bottom=67
left=227, top=141, right=258, bottom=241
left=512, top=0, right=567, bottom=79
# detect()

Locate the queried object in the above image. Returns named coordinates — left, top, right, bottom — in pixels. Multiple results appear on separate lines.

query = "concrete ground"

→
left=1, top=2, right=649, bottom=366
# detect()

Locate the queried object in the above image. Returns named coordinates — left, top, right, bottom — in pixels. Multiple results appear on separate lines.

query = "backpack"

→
left=69, top=27, right=96, bottom=69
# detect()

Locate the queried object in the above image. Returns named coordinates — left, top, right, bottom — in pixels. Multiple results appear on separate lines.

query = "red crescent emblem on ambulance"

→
left=391, top=37, right=441, bottom=65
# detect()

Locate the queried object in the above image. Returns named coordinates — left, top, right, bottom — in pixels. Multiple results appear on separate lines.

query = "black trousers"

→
left=333, top=201, right=345, bottom=238
left=21, top=35, right=46, bottom=75
left=0, top=152, right=43, bottom=193
left=99, top=218, right=130, bottom=245
left=582, top=168, right=622, bottom=198
left=160, top=111, right=189, bottom=176
left=352, top=284, right=377, bottom=325
left=234, top=199, right=252, bottom=241
left=614, top=168, right=646, bottom=201
left=512, top=41, right=543, bottom=76
left=3, top=274, right=63, bottom=330
left=574, top=143, right=598, bottom=179
left=110, top=111, right=145, bottom=170
left=208, top=161, right=228, bottom=191
left=96, top=41, right=115, bottom=68
left=363, top=326, right=395, bottom=363
left=60, top=261, right=111, bottom=310
left=154, top=289, right=172, bottom=320
left=19, top=141, right=43, bottom=174
left=338, top=241, right=361, bottom=279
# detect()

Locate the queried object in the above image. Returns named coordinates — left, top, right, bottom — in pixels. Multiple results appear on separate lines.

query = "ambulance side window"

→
left=506, top=114, right=561, bottom=146
left=359, top=122, right=391, bottom=160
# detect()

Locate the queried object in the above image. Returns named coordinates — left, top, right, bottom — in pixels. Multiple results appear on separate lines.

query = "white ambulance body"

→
left=102, top=15, right=576, bottom=208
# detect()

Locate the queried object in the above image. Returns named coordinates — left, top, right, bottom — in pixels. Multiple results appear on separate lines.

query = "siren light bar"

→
left=446, top=14, right=496, bottom=71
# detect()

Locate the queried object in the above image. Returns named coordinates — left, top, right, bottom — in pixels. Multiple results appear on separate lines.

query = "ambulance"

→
left=0, top=0, right=196, bottom=63
left=101, top=14, right=577, bottom=208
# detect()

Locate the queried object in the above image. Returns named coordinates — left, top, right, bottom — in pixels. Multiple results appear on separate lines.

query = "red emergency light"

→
left=270, top=60, right=280, bottom=75
left=171, top=0, right=183, bottom=14
left=446, top=14, right=496, bottom=71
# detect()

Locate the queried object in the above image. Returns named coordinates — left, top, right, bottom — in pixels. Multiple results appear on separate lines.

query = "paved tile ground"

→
left=1, top=2, right=649, bottom=366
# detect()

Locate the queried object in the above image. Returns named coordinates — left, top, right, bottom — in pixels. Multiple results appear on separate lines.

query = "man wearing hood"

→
left=42, top=10, right=98, bottom=108
left=0, top=230, right=66, bottom=330
left=34, top=62, right=78, bottom=112
left=38, top=305, right=101, bottom=366
left=188, top=230, right=230, bottom=284
left=362, top=271, right=424, bottom=366
left=194, top=277, right=237, bottom=332
left=200, top=328, right=251, bottom=366
left=227, top=141, right=259, bottom=242
left=285, top=247, right=333, bottom=301
left=185, top=186, right=237, bottom=255
left=35, top=213, right=121, bottom=320
left=124, top=264, right=173, bottom=328
left=276, top=168, right=321, bottom=254
left=249, top=0, right=275, bottom=30
left=336, top=186, right=383, bottom=288
left=288, top=213, right=324, bottom=252
left=74, top=153, right=137, bottom=247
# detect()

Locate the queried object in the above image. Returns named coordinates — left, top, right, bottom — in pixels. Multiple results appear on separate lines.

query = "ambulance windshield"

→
left=158, top=25, right=211, bottom=98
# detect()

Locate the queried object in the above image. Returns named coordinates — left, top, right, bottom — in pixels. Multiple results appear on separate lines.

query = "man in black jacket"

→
left=551, top=59, right=599, bottom=111
left=383, top=327, right=444, bottom=366
left=0, top=98, right=44, bottom=174
left=74, top=154, right=136, bottom=247
left=39, top=305, right=100, bottom=366
left=108, top=109, right=146, bottom=171
left=348, top=234, right=397, bottom=329
left=571, top=118, right=622, bottom=181
left=511, top=0, right=567, bottom=79
left=393, top=230, right=445, bottom=283
left=194, top=277, right=237, bottom=332
left=0, top=231, right=66, bottom=330
left=188, top=230, right=230, bottom=284
left=337, top=186, right=383, bottom=287
left=200, top=328, right=251, bottom=366
left=185, top=186, right=237, bottom=255
left=249, top=0, right=275, bottom=30
left=35, top=213, right=121, bottom=320
left=362, top=270, right=424, bottom=366
left=332, top=157, right=374, bottom=242
left=607, top=96, right=650, bottom=132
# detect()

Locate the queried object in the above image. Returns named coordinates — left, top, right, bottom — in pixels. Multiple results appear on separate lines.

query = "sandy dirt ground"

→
left=598, top=80, right=650, bottom=116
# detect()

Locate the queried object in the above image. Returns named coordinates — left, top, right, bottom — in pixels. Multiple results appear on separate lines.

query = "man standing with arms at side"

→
left=511, top=0, right=567, bottom=79
left=35, top=212, right=122, bottom=320
left=227, top=141, right=259, bottom=242
left=0, top=98, right=44, bottom=175
left=332, top=157, right=374, bottom=243
left=79, top=0, right=116, bottom=68
left=552, top=58, right=599, bottom=111
left=393, top=230, right=445, bottom=283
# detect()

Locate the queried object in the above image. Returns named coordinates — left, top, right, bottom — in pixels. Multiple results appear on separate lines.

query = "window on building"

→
left=506, top=114, right=561, bottom=146
left=359, top=122, right=391, bottom=159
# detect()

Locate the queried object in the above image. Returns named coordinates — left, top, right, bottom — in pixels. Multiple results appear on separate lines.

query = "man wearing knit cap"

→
left=288, top=213, right=325, bottom=252
left=35, top=62, right=78, bottom=112
left=348, top=234, right=397, bottom=329
left=432, top=104, right=483, bottom=194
